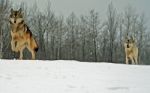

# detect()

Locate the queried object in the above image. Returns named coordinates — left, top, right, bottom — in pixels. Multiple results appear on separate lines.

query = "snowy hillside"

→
left=0, top=60, right=150, bottom=93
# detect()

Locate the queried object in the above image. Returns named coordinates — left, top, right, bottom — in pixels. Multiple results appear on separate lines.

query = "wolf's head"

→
left=9, top=8, right=24, bottom=24
left=124, top=36, right=135, bottom=49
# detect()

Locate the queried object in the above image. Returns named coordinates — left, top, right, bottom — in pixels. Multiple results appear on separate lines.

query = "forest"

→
left=0, top=0, right=150, bottom=64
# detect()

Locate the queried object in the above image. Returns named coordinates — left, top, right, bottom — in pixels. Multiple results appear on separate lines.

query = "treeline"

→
left=0, top=0, right=150, bottom=64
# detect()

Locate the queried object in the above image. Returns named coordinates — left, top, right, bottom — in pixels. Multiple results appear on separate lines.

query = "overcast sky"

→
left=11, top=0, right=150, bottom=27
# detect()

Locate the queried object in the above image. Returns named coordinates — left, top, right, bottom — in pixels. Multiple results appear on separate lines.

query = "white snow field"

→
left=0, top=60, right=150, bottom=93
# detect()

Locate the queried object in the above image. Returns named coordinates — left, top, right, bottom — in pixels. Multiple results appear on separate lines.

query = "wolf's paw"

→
left=12, top=47, right=19, bottom=52
left=14, top=49, right=19, bottom=52
left=11, top=47, right=16, bottom=52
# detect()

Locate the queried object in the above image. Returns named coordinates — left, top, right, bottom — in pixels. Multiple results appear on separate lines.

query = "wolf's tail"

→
left=34, top=46, right=38, bottom=52
left=31, top=37, right=38, bottom=52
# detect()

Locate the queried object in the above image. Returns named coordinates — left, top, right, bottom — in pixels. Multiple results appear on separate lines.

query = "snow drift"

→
left=0, top=60, right=150, bottom=93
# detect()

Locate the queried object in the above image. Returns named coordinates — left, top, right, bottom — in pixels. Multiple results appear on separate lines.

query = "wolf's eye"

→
left=126, top=40, right=129, bottom=43
left=10, top=14, right=12, bottom=18
left=16, top=13, right=22, bottom=18
left=11, top=13, right=16, bottom=17
left=10, top=14, right=15, bottom=18
left=129, top=40, right=132, bottom=43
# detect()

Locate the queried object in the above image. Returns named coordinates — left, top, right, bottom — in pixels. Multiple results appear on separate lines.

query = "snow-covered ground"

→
left=0, top=60, right=150, bottom=93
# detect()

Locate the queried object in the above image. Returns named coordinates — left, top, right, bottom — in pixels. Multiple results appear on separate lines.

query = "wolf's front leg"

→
left=11, top=40, right=16, bottom=52
left=130, top=57, right=135, bottom=65
left=134, top=56, right=138, bottom=65
left=125, top=56, right=129, bottom=64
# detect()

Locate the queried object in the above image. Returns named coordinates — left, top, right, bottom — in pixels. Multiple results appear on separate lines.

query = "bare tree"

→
left=137, top=14, right=147, bottom=64
left=66, top=12, right=78, bottom=60
left=80, top=16, right=88, bottom=61
left=0, top=0, right=11, bottom=58
left=106, top=3, right=118, bottom=62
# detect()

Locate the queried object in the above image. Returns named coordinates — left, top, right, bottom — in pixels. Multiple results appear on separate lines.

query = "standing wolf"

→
left=9, top=8, right=38, bottom=59
left=124, top=36, right=138, bottom=64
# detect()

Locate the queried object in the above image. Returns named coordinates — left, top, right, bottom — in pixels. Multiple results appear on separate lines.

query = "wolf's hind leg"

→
left=27, top=46, right=35, bottom=60
left=31, top=50, right=35, bottom=60
left=19, top=45, right=26, bottom=60
left=130, top=57, right=135, bottom=65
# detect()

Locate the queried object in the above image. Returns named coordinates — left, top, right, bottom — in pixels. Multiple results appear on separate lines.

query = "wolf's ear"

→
left=125, top=35, right=129, bottom=41
left=131, top=36, right=135, bottom=42
left=124, top=36, right=128, bottom=43
left=18, top=8, right=22, bottom=13
left=125, top=36, right=128, bottom=40
left=131, top=36, right=134, bottom=40
left=11, top=8, right=13, bottom=13
left=125, top=33, right=129, bottom=40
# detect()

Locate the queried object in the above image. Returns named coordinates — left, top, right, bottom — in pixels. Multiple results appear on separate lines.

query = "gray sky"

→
left=11, top=0, right=150, bottom=27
